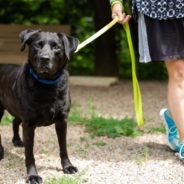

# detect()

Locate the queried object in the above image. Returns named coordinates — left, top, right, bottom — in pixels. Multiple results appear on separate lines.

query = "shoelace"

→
left=179, top=143, right=184, bottom=159
left=169, top=125, right=178, bottom=135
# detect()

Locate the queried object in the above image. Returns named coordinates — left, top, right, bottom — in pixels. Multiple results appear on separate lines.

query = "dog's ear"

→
left=58, top=33, right=79, bottom=60
left=19, top=29, right=41, bottom=51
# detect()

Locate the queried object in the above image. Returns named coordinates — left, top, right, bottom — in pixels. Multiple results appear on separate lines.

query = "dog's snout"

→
left=40, top=55, right=50, bottom=62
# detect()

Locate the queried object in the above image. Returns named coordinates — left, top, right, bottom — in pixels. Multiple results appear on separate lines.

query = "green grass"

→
left=44, top=171, right=86, bottom=184
left=148, top=124, right=166, bottom=134
left=1, top=112, right=13, bottom=125
left=134, top=144, right=150, bottom=165
left=93, top=140, right=106, bottom=147
left=44, top=176, right=79, bottom=184
left=44, top=176, right=80, bottom=184
left=69, top=105, right=141, bottom=138
left=85, top=115, right=140, bottom=138
left=68, top=105, right=85, bottom=125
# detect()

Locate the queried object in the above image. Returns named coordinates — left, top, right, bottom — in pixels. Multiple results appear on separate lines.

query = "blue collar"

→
left=28, top=67, right=62, bottom=85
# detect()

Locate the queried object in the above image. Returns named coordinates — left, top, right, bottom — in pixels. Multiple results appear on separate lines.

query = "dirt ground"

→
left=1, top=80, right=184, bottom=184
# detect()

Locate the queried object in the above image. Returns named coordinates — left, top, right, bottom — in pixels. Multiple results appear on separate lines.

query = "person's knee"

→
left=166, top=60, right=184, bottom=82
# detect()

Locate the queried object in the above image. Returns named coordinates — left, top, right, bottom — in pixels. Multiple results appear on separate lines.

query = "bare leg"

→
left=166, top=60, right=184, bottom=142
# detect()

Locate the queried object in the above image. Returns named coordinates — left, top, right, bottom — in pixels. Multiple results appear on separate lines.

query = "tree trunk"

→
left=93, top=0, right=118, bottom=76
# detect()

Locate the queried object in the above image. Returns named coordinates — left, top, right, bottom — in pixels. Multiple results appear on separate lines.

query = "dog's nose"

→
left=40, top=55, right=50, bottom=62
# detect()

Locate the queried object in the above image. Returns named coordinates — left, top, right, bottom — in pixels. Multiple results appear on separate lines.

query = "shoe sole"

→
left=160, top=108, right=176, bottom=151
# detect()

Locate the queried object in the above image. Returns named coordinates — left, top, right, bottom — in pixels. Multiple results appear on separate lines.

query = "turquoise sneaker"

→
left=179, top=141, right=184, bottom=160
left=160, top=108, right=180, bottom=152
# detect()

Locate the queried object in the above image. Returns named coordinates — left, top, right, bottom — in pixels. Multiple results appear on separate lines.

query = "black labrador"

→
left=0, top=29, right=79, bottom=184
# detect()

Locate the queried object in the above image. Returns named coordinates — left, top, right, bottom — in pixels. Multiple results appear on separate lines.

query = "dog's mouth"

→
left=32, top=60, right=57, bottom=79
left=37, top=67, right=50, bottom=74
left=33, top=66, right=59, bottom=80
left=29, top=56, right=64, bottom=81
left=38, top=72, right=57, bottom=80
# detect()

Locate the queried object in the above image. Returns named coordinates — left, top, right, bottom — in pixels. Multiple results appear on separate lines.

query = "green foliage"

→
left=0, top=0, right=65, bottom=25
left=123, top=0, right=132, bottom=15
left=85, top=114, right=140, bottom=138
left=69, top=105, right=141, bottom=138
left=66, top=1, right=95, bottom=76
left=148, top=124, right=166, bottom=134
left=93, top=141, right=106, bottom=147
left=137, top=62, right=168, bottom=80
left=44, top=170, right=86, bottom=184
left=119, top=57, right=168, bottom=80
left=133, top=144, right=150, bottom=165
left=1, top=112, right=13, bottom=125
left=68, top=105, right=86, bottom=125
left=44, top=175, right=84, bottom=184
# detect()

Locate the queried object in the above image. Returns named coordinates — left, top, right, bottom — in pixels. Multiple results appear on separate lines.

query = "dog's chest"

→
left=24, top=89, right=70, bottom=126
left=26, top=100, right=68, bottom=126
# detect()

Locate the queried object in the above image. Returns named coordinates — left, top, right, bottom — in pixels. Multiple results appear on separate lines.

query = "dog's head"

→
left=20, top=29, right=79, bottom=80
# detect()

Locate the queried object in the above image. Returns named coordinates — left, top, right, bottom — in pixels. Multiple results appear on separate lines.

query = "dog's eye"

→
left=34, top=41, right=43, bottom=49
left=53, top=45, right=60, bottom=50
left=50, top=42, right=60, bottom=50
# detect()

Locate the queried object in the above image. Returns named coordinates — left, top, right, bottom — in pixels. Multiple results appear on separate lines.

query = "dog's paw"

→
left=27, top=175, right=42, bottom=184
left=63, top=165, right=78, bottom=174
left=12, top=138, right=24, bottom=147
left=0, top=145, right=4, bottom=160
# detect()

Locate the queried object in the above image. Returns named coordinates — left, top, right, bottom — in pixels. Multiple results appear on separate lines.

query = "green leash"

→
left=123, top=23, right=144, bottom=129
left=75, top=17, right=144, bottom=129
left=75, top=17, right=119, bottom=53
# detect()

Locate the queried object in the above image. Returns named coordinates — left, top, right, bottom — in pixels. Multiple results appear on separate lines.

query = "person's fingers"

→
left=112, top=12, right=117, bottom=19
left=112, top=11, right=126, bottom=22
left=112, top=11, right=131, bottom=25
left=112, top=11, right=124, bottom=20
left=119, top=12, right=126, bottom=21
left=111, top=3, right=123, bottom=19
left=121, top=15, right=132, bottom=24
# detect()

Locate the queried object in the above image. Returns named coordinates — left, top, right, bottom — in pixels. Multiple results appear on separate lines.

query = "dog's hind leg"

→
left=0, top=104, right=4, bottom=160
left=12, top=117, right=24, bottom=147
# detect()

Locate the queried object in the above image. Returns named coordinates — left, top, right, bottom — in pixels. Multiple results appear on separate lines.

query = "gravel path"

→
left=1, top=80, right=184, bottom=184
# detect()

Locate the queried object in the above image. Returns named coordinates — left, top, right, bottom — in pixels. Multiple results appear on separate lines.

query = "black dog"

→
left=0, top=29, right=79, bottom=183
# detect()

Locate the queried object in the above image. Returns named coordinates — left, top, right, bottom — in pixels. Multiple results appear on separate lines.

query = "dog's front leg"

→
left=0, top=135, right=4, bottom=160
left=12, top=117, right=24, bottom=147
left=55, top=119, right=78, bottom=174
left=23, top=123, right=42, bottom=184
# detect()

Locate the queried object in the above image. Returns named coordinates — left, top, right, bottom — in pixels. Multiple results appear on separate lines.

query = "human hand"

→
left=111, top=3, right=131, bottom=24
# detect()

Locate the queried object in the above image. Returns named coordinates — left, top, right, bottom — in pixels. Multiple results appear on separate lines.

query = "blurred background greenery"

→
left=0, top=0, right=167, bottom=80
